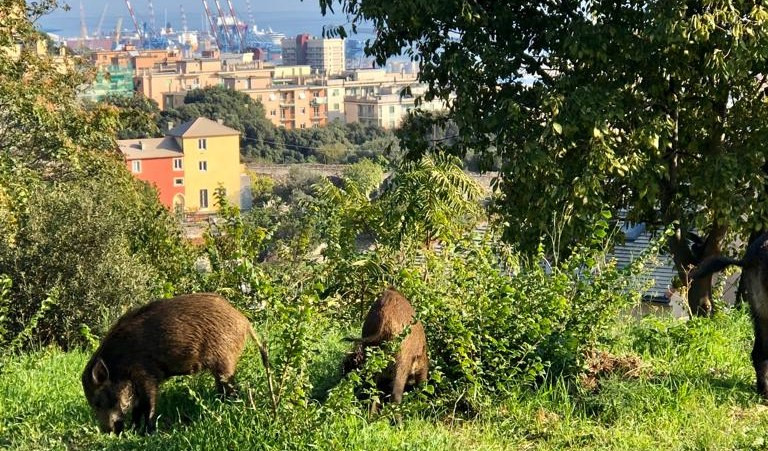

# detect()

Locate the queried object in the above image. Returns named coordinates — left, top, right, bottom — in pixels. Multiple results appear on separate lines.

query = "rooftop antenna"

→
left=95, top=4, right=108, bottom=37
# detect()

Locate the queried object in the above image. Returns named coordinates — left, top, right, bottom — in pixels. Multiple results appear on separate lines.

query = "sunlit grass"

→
left=2, top=308, right=768, bottom=450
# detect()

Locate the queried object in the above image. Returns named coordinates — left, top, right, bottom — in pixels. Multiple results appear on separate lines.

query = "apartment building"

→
left=326, top=69, right=421, bottom=121
left=344, top=85, right=449, bottom=129
left=135, top=57, right=226, bottom=108
left=282, top=35, right=345, bottom=76
left=246, top=84, right=328, bottom=129
left=134, top=51, right=424, bottom=130
left=118, top=117, right=243, bottom=213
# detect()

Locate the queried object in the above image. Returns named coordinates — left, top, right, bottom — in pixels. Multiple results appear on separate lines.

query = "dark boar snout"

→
left=83, top=358, right=134, bottom=434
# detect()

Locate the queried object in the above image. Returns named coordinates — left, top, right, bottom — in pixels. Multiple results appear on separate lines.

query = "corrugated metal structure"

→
left=610, top=223, right=675, bottom=303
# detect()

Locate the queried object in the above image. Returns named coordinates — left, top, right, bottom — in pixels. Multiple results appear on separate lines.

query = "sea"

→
left=35, top=2, right=369, bottom=41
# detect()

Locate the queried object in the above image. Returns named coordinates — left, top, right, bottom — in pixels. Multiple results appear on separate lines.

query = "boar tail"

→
left=690, top=256, right=743, bottom=280
left=248, top=328, right=270, bottom=365
left=359, top=330, right=387, bottom=346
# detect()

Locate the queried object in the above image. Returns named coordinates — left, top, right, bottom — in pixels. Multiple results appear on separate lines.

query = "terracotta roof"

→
left=167, top=117, right=240, bottom=138
left=117, top=136, right=182, bottom=160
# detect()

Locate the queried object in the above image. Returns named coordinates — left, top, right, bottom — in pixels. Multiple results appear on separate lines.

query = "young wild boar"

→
left=342, top=287, right=429, bottom=411
left=82, top=293, right=254, bottom=434
left=691, top=232, right=768, bottom=398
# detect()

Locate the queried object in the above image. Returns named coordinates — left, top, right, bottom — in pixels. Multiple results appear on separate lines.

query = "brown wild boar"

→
left=692, top=232, right=768, bottom=398
left=342, top=287, right=429, bottom=410
left=82, top=293, right=255, bottom=434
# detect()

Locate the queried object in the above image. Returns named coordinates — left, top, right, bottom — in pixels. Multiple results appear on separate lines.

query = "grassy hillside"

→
left=2, top=309, right=768, bottom=450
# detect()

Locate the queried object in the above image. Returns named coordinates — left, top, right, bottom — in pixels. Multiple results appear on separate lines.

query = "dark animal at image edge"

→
left=81, top=293, right=256, bottom=434
left=343, top=287, right=429, bottom=411
left=691, top=232, right=768, bottom=398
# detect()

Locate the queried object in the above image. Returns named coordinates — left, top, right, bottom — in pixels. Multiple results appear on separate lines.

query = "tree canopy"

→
left=100, top=93, right=162, bottom=140
left=0, top=0, right=196, bottom=347
left=319, top=0, right=768, bottom=315
left=160, top=86, right=398, bottom=165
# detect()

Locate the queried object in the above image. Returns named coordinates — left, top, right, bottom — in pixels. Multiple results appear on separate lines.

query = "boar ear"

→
left=91, top=358, right=110, bottom=385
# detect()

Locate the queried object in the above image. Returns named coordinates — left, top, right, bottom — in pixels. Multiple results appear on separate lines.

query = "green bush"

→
left=0, top=171, right=197, bottom=349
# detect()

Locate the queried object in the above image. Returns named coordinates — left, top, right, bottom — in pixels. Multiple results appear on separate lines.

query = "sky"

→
left=32, top=0, right=350, bottom=37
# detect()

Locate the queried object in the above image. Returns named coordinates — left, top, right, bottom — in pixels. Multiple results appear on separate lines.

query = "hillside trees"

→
left=163, top=86, right=399, bottom=164
left=161, top=85, right=279, bottom=158
left=100, top=93, right=162, bottom=139
left=319, top=0, right=768, bottom=315
left=0, top=0, right=196, bottom=348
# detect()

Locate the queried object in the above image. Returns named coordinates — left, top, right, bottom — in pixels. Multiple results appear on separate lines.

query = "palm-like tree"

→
left=377, top=153, right=485, bottom=248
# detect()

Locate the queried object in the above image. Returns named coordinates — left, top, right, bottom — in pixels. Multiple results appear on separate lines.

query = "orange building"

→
left=118, top=118, right=243, bottom=213
left=245, top=84, right=327, bottom=129
left=119, top=137, right=185, bottom=210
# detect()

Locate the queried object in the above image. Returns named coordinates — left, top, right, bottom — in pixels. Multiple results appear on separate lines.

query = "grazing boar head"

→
left=342, top=341, right=366, bottom=375
left=81, top=358, right=135, bottom=434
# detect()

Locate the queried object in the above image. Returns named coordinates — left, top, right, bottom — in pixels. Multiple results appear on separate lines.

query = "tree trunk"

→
left=667, top=223, right=727, bottom=317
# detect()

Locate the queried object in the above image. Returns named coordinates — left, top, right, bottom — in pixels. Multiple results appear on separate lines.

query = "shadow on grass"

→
left=310, top=348, right=348, bottom=403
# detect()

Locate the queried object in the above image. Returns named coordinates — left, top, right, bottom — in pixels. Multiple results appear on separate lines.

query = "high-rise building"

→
left=282, top=35, right=345, bottom=76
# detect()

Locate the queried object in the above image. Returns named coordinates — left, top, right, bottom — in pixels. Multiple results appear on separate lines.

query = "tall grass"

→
left=2, top=308, right=768, bottom=450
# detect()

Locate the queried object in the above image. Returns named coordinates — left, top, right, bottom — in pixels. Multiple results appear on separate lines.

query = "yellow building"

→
left=167, top=117, right=242, bottom=212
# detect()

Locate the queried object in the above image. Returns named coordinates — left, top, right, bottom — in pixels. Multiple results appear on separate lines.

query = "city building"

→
left=246, top=84, right=328, bottom=129
left=326, top=68, right=421, bottom=121
left=344, top=85, right=449, bottom=129
left=134, top=52, right=433, bottom=130
left=118, top=117, right=244, bottom=213
left=282, top=35, right=345, bottom=76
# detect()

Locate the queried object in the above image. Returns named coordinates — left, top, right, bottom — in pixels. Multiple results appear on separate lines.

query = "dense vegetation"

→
left=104, top=88, right=401, bottom=165
left=323, top=0, right=768, bottom=315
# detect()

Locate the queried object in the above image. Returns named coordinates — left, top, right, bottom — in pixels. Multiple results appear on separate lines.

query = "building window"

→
left=173, top=158, right=183, bottom=170
left=332, top=103, right=340, bottom=110
left=174, top=178, right=184, bottom=186
left=198, top=138, right=207, bottom=150
left=131, top=160, right=141, bottom=173
left=200, top=189, right=209, bottom=209
left=270, top=110, right=276, bottom=116
left=389, top=106, right=395, bottom=114
left=199, top=161, right=207, bottom=171
left=300, top=123, right=306, bottom=129
left=313, top=107, right=320, bottom=117
left=301, top=107, right=306, bottom=114
left=332, top=89, right=339, bottom=96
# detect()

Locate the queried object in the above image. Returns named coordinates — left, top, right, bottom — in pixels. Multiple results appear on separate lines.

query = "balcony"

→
left=311, top=96, right=328, bottom=106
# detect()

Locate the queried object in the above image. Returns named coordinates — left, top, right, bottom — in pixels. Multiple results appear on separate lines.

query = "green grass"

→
left=3, top=309, right=768, bottom=450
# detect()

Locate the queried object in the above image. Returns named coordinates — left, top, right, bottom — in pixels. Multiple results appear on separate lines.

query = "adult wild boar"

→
left=82, top=293, right=255, bottom=434
left=691, top=232, right=768, bottom=398
left=343, top=287, right=429, bottom=410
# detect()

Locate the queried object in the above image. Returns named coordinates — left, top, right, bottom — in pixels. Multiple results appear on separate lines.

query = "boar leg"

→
left=752, top=317, right=768, bottom=399
left=415, top=359, right=428, bottom=385
left=133, top=376, right=158, bottom=434
left=390, top=359, right=412, bottom=404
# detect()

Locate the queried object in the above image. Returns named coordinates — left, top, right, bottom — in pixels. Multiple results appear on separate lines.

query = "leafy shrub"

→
left=365, top=224, right=652, bottom=412
left=0, top=171, right=197, bottom=349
